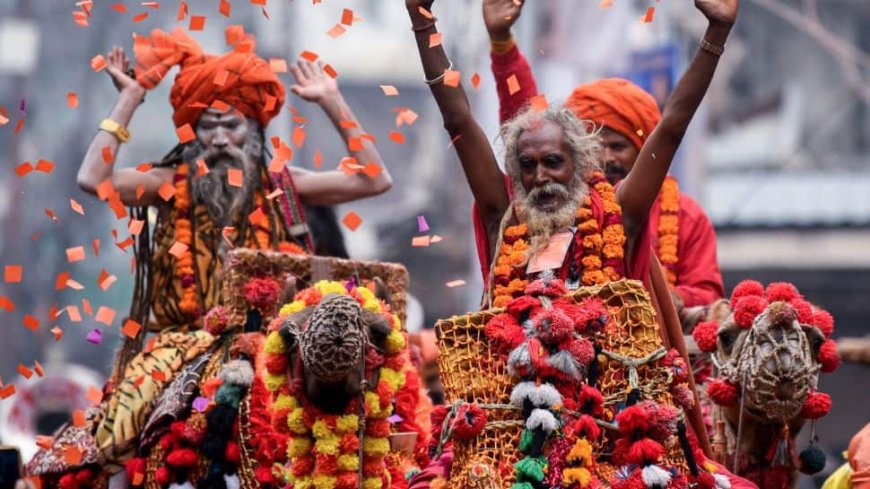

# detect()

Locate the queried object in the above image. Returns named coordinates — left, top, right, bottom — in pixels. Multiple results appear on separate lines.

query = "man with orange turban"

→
left=476, top=0, right=725, bottom=312
left=27, top=25, right=392, bottom=486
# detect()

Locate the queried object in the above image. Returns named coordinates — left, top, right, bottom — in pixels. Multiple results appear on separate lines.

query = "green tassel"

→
left=216, top=383, right=244, bottom=409
left=518, top=429, right=534, bottom=453
left=510, top=483, right=534, bottom=489
left=514, top=456, right=547, bottom=482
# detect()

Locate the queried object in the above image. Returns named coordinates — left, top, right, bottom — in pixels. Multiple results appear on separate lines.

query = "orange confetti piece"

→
left=227, top=168, right=243, bottom=187
left=82, top=299, right=93, bottom=317
left=168, top=242, right=188, bottom=258
left=64, top=447, right=83, bottom=466
left=95, top=179, right=114, bottom=200
left=599, top=0, right=613, bottom=8
left=269, top=58, right=288, bottom=73
left=506, top=74, right=520, bottom=95
left=66, top=246, right=85, bottom=263
left=73, top=409, right=86, bottom=427
left=342, top=211, right=362, bottom=231
left=157, top=181, right=176, bottom=201
left=348, top=137, right=363, bottom=152
left=67, top=306, right=82, bottom=322
left=326, top=24, right=346, bottom=38
left=4, top=265, right=22, bottom=283
left=93, top=238, right=101, bottom=257
left=530, top=94, right=548, bottom=112
left=136, top=162, right=153, bottom=172
left=86, top=386, right=103, bottom=405
left=219, top=0, right=231, bottom=17
left=17, top=364, right=33, bottom=379
left=90, top=54, right=107, bottom=72
left=417, top=6, right=434, bottom=19
left=313, top=150, right=322, bottom=169
left=132, top=473, right=145, bottom=486
left=67, top=92, right=79, bottom=108
left=0, top=384, right=16, bottom=400
left=265, top=188, right=284, bottom=200
left=122, top=319, right=142, bottom=338
left=36, top=436, right=53, bottom=450
left=642, top=7, right=655, bottom=22
left=72, top=10, right=89, bottom=27
left=471, top=72, right=481, bottom=90
left=51, top=326, right=63, bottom=341
left=128, top=219, right=144, bottom=235
left=322, top=64, right=337, bottom=79
left=189, top=15, right=205, bottom=30
left=429, top=32, right=443, bottom=48
left=341, top=8, right=354, bottom=26
left=380, top=85, right=399, bottom=96
left=176, top=0, right=188, bottom=19
left=36, top=159, right=55, bottom=173
left=95, top=306, right=116, bottom=326
left=0, top=296, right=15, bottom=312
left=300, top=51, right=319, bottom=62
left=34, top=361, right=44, bottom=377
left=151, top=370, right=167, bottom=381
left=98, top=270, right=117, bottom=291
left=362, top=162, right=382, bottom=178
left=101, top=146, right=114, bottom=164
left=132, top=11, right=149, bottom=22
left=292, top=126, right=306, bottom=148
left=15, top=162, right=33, bottom=177
left=70, top=198, right=85, bottom=215
left=446, top=280, right=466, bottom=288
left=389, top=131, right=406, bottom=145
left=176, top=123, right=195, bottom=143
left=444, top=69, right=461, bottom=88
left=412, top=236, right=431, bottom=247
left=55, top=271, right=71, bottom=290
left=110, top=3, right=128, bottom=13
left=23, top=314, right=39, bottom=331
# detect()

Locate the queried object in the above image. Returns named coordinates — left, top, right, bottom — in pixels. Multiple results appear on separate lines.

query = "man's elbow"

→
left=372, top=174, right=393, bottom=196
left=76, top=171, right=98, bottom=195
left=441, top=110, right=474, bottom=138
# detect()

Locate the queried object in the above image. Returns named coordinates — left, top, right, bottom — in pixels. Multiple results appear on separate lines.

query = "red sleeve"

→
left=472, top=175, right=514, bottom=289
left=491, top=44, right=539, bottom=124
left=671, top=195, right=724, bottom=307
left=408, top=449, right=453, bottom=489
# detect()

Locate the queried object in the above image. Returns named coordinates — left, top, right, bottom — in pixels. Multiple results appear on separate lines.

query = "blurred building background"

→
left=0, top=0, right=867, bottom=483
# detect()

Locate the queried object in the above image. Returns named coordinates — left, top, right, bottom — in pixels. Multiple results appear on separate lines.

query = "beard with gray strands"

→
left=190, top=143, right=262, bottom=229
left=515, top=176, right=588, bottom=257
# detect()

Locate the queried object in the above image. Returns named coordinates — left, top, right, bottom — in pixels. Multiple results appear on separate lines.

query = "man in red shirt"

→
left=480, top=0, right=724, bottom=312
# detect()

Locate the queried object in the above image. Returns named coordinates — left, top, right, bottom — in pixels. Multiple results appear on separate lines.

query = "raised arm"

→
left=405, top=0, right=510, bottom=240
left=483, top=0, right=539, bottom=124
left=287, top=60, right=392, bottom=206
left=617, top=0, right=737, bottom=246
left=77, top=46, right=174, bottom=206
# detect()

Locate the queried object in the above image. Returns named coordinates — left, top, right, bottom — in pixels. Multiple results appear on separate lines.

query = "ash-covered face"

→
left=188, top=107, right=263, bottom=228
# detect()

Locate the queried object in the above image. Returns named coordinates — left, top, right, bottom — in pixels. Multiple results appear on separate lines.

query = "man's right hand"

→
left=483, top=0, right=524, bottom=42
left=405, top=0, right=435, bottom=14
left=106, top=46, right=145, bottom=98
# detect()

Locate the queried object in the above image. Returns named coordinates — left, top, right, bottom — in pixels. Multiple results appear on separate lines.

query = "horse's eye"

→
left=811, top=335, right=824, bottom=353
left=718, top=330, right=735, bottom=353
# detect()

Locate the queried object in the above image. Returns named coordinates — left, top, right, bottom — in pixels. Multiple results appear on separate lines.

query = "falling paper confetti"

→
left=86, top=328, right=103, bottom=344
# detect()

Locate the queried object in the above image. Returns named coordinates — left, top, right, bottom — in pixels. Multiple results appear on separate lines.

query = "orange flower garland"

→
left=491, top=171, right=625, bottom=308
left=657, top=176, right=680, bottom=287
left=173, top=164, right=199, bottom=316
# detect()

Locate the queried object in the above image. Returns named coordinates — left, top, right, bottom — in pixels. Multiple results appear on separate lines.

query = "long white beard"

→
left=517, top=181, right=586, bottom=257
left=190, top=146, right=259, bottom=228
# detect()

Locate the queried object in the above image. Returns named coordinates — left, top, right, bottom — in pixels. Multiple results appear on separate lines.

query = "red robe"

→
left=487, top=44, right=724, bottom=307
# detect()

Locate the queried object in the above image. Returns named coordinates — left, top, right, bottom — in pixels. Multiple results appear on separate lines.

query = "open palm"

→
left=483, top=0, right=524, bottom=40
left=695, top=0, right=738, bottom=26
left=105, top=46, right=142, bottom=93
left=290, top=60, right=339, bottom=104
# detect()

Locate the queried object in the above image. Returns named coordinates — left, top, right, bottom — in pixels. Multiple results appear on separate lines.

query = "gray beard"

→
left=190, top=145, right=260, bottom=229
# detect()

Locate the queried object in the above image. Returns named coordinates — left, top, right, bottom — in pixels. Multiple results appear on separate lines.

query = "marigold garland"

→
left=264, top=280, right=413, bottom=489
left=657, top=176, right=680, bottom=287
left=491, top=171, right=625, bottom=308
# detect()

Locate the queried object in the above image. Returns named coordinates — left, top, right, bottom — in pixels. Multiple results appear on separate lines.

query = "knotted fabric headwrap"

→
left=300, top=294, right=367, bottom=384
left=133, top=26, right=285, bottom=130
left=566, top=78, right=661, bottom=151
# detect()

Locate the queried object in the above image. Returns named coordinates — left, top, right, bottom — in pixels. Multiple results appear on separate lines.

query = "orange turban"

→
left=133, top=26, right=284, bottom=130
left=566, top=78, right=661, bottom=151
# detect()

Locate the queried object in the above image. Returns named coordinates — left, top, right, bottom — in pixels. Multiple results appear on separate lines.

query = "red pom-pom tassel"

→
left=707, top=379, right=739, bottom=406
left=731, top=280, right=764, bottom=301
left=811, top=310, right=834, bottom=337
left=692, top=321, right=719, bottom=353
left=765, top=282, right=801, bottom=302
left=733, top=296, right=768, bottom=328
left=800, top=391, right=831, bottom=419
left=818, top=339, right=840, bottom=373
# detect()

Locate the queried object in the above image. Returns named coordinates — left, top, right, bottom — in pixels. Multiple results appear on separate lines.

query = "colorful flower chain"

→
left=657, top=176, right=680, bottom=287
left=491, top=171, right=625, bottom=308
left=264, top=280, right=409, bottom=489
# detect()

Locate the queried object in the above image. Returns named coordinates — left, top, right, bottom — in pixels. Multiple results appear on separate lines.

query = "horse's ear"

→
left=710, top=299, right=732, bottom=322
left=373, top=277, right=393, bottom=309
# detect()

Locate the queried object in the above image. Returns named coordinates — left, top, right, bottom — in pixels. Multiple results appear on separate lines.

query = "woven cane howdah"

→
left=436, top=279, right=689, bottom=488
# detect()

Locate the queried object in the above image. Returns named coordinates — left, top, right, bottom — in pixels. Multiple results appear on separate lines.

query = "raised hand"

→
left=483, top=0, right=524, bottom=41
left=405, top=0, right=435, bottom=15
left=290, top=60, right=339, bottom=104
left=695, top=0, right=738, bottom=27
left=105, top=46, right=143, bottom=95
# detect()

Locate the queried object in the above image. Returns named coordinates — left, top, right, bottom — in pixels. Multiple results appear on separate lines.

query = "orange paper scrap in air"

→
left=269, top=58, right=288, bottom=73
left=90, top=55, right=107, bottom=72
left=95, top=179, right=114, bottom=200
left=132, top=12, right=149, bottom=23
left=34, top=361, right=44, bottom=377
left=36, top=160, right=55, bottom=173
left=86, top=386, right=103, bottom=405
left=23, top=315, right=39, bottom=331
left=219, top=0, right=231, bottom=17
left=176, top=123, right=195, bottom=143
left=599, top=0, right=613, bottom=8
left=530, top=94, right=548, bottom=112
left=70, top=198, right=85, bottom=215
left=55, top=271, right=70, bottom=290
left=412, top=236, right=431, bottom=247
left=67, top=92, right=79, bottom=108
left=189, top=15, right=205, bottom=31
left=66, top=246, right=85, bottom=263
left=168, top=242, right=188, bottom=258
left=95, top=306, right=116, bottom=326
left=362, top=162, right=382, bottom=178
left=507, top=74, right=521, bottom=95
left=300, top=51, right=319, bottom=62
left=444, top=70, right=461, bottom=88
left=15, top=162, right=33, bottom=177
left=67, top=306, right=82, bottom=322
left=4, top=265, right=22, bottom=283
left=342, top=211, right=362, bottom=231
left=326, top=24, right=346, bottom=38
left=380, top=85, right=399, bottom=96
left=51, top=326, right=63, bottom=341
left=642, top=7, right=655, bottom=22
left=73, top=409, right=86, bottom=427
left=0, top=384, right=16, bottom=400
left=158, top=181, right=176, bottom=201
left=17, top=364, right=33, bottom=379
left=471, top=72, right=481, bottom=89
left=292, top=126, right=306, bottom=148
left=341, top=8, right=354, bottom=26
left=446, top=280, right=466, bottom=288
left=227, top=168, right=243, bottom=187
left=429, top=32, right=442, bottom=48
left=322, top=64, right=337, bottom=79
left=122, top=319, right=142, bottom=338
left=389, top=131, right=406, bottom=145
left=36, top=436, right=53, bottom=450
left=0, top=296, right=15, bottom=312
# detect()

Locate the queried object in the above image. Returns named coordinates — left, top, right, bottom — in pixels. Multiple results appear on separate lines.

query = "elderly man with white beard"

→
left=32, top=26, right=392, bottom=481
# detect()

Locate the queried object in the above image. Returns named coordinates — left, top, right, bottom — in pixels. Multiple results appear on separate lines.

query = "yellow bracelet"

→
left=490, top=36, right=516, bottom=55
left=99, top=118, right=131, bottom=143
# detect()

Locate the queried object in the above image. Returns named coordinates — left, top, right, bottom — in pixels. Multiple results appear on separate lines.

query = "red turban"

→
left=566, top=78, right=661, bottom=151
left=133, top=26, right=284, bottom=130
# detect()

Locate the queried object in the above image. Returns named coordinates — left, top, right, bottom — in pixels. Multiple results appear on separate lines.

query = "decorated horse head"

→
left=262, top=278, right=430, bottom=488
left=691, top=281, right=839, bottom=489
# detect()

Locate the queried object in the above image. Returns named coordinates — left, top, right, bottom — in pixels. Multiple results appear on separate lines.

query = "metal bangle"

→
left=699, top=38, right=725, bottom=57
left=424, top=59, right=453, bottom=86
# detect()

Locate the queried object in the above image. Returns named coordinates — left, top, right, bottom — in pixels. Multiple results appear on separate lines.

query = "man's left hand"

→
left=290, top=60, right=339, bottom=105
left=695, top=0, right=738, bottom=28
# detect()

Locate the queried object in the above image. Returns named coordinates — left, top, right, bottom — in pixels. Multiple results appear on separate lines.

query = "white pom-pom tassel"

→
left=641, top=464, right=672, bottom=489
left=510, top=381, right=537, bottom=407
left=713, top=473, right=731, bottom=489
left=220, top=359, right=254, bottom=387
left=547, top=350, right=583, bottom=380
left=529, top=383, right=562, bottom=408
left=507, top=343, right=533, bottom=376
left=525, top=408, right=559, bottom=433
left=168, top=483, right=195, bottom=489
left=225, top=473, right=241, bottom=489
